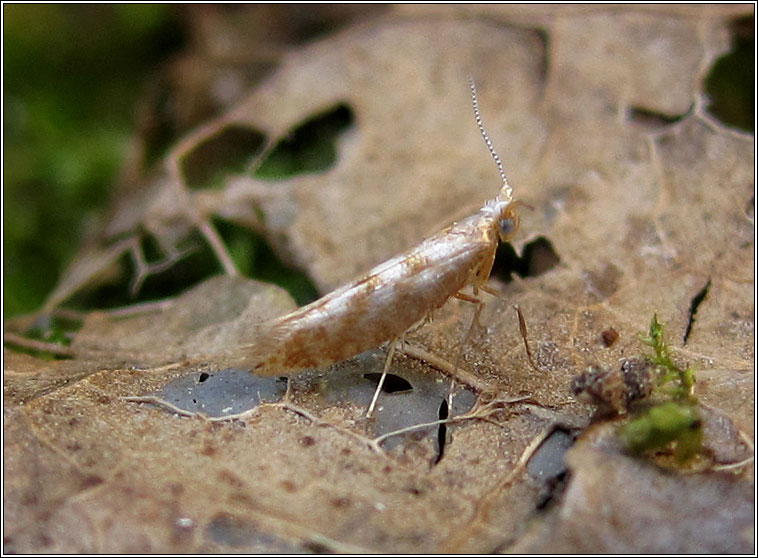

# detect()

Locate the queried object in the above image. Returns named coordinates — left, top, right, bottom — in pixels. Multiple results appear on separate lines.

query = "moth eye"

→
left=499, top=217, right=517, bottom=239
left=498, top=204, right=521, bottom=241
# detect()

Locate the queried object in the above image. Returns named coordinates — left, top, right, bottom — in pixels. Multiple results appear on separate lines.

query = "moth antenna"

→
left=469, top=78, right=512, bottom=202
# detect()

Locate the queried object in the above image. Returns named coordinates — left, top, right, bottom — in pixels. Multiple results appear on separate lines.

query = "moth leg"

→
left=479, top=283, right=504, bottom=299
left=448, top=293, right=485, bottom=409
left=366, top=337, right=400, bottom=418
left=454, top=291, right=480, bottom=304
left=514, top=304, right=538, bottom=370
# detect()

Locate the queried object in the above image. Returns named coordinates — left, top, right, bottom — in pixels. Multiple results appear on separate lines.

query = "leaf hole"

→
left=125, top=233, right=211, bottom=299
left=534, top=28, right=550, bottom=88
left=628, top=105, right=689, bottom=130
left=254, top=103, right=354, bottom=179
left=205, top=513, right=277, bottom=548
left=64, top=231, right=214, bottom=311
left=535, top=471, right=567, bottom=511
left=491, top=236, right=560, bottom=282
left=362, top=373, right=413, bottom=394
left=527, top=427, right=575, bottom=508
left=704, top=15, right=754, bottom=132
left=213, top=218, right=320, bottom=306
left=521, top=236, right=560, bottom=277
left=683, top=278, right=711, bottom=345
left=302, top=541, right=330, bottom=553
left=182, top=125, right=267, bottom=189
left=12, top=312, right=83, bottom=359
left=435, top=398, right=449, bottom=465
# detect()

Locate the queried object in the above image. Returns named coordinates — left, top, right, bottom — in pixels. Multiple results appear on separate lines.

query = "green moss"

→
left=619, top=401, right=702, bottom=463
left=619, top=314, right=703, bottom=463
left=637, top=313, right=696, bottom=401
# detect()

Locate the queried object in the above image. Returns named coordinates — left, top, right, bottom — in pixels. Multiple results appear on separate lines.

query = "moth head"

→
left=498, top=202, right=521, bottom=242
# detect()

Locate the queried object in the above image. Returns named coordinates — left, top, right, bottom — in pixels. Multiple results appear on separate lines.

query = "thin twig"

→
left=104, top=298, right=176, bottom=318
left=121, top=394, right=389, bottom=457
left=3, top=332, right=75, bottom=357
left=711, top=456, right=754, bottom=472
left=373, top=418, right=448, bottom=445
left=197, top=219, right=239, bottom=276
left=400, top=342, right=491, bottom=393
left=129, top=240, right=196, bottom=297
left=121, top=395, right=202, bottom=418
left=372, top=395, right=531, bottom=446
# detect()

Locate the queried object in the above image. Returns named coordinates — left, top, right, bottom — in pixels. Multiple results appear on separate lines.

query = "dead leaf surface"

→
left=510, top=424, right=754, bottom=553
left=4, top=7, right=754, bottom=553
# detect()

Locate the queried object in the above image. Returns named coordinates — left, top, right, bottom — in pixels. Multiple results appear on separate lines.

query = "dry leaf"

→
left=4, top=7, right=753, bottom=553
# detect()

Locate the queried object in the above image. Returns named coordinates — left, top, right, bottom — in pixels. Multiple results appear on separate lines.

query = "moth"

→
left=227, top=80, right=520, bottom=410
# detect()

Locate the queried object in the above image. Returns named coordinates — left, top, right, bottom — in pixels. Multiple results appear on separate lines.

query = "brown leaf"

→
left=5, top=7, right=753, bottom=553
left=510, top=424, right=753, bottom=554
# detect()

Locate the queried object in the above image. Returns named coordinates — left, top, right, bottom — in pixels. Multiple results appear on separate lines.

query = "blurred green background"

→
left=4, top=5, right=184, bottom=317
left=3, top=6, right=754, bottom=319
